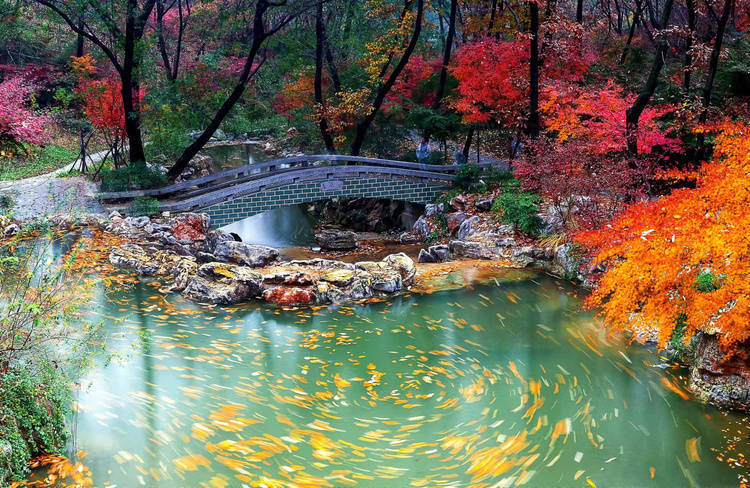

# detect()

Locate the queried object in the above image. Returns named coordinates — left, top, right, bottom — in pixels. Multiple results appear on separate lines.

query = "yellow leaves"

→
left=173, top=454, right=210, bottom=471
left=686, top=437, right=702, bottom=462
left=660, top=376, right=691, bottom=400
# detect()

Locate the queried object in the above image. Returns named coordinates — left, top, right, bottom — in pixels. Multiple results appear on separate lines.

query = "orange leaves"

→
left=578, top=121, right=750, bottom=354
left=173, top=454, right=210, bottom=471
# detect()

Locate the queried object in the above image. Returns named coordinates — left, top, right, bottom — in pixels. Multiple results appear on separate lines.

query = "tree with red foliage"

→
left=451, top=37, right=529, bottom=128
left=0, top=76, right=50, bottom=153
left=515, top=137, right=652, bottom=231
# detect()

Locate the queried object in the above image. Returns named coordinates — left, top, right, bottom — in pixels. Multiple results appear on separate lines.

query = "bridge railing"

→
left=96, top=154, right=505, bottom=202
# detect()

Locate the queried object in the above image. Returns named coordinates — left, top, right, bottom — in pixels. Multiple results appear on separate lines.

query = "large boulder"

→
left=689, top=334, right=750, bottom=410
left=183, top=262, right=262, bottom=305
left=418, top=248, right=436, bottom=263
left=412, top=216, right=431, bottom=240
left=449, top=194, right=469, bottom=211
left=445, top=212, right=467, bottom=235
left=424, top=203, right=445, bottom=217
left=449, top=240, right=500, bottom=260
left=262, top=287, right=316, bottom=306
left=109, top=243, right=193, bottom=277
left=428, top=244, right=451, bottom=262
left=381, top=252, right=416, bottom=285
left=457, top=216, right=480, bottom=240
left=475, top=196, right=494, bottom=212
left=170, top=213, right=209, bottom=244
left=315, top=229, right=357, bottom=250
left=213, top=240, right=278, bottom=267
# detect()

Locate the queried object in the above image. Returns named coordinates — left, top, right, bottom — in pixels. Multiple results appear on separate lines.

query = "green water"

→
left=66, top=271, right=749, bottom=487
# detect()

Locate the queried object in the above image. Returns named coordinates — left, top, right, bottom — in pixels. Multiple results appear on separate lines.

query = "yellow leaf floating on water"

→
left=334, top=373, right=351, bottom=389
left=586, top=478, right=597, bottom=487
left=173, top=454, right=210, bottom=471
left=649, top=467, right=656, bottom=478
left=686, top=437, right=701, bottom=462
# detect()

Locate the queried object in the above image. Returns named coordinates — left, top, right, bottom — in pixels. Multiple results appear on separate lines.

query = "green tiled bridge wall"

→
left=205, top=175, right=449, bottom=228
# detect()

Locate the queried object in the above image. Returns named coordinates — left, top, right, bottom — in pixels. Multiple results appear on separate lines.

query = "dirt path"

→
left=0, top=157, right=106, bottom=221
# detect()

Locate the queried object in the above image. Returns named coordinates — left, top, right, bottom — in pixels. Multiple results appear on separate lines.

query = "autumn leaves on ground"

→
left=1, top=0, right=750, bottom=486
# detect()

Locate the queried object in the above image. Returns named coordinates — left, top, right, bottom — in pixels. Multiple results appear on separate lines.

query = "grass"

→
left=0, top=145, right=78, bottom=181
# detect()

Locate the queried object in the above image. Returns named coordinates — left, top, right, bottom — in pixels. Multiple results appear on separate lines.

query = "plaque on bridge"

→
left=321, top=180, right=344, bottom=192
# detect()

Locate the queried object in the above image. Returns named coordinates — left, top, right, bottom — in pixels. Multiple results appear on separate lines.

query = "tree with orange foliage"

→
left=577, top=122, right=750, bottom=353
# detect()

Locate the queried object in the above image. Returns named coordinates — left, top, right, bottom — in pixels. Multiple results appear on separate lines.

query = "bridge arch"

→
left=203, top=171, right=450, bottom=228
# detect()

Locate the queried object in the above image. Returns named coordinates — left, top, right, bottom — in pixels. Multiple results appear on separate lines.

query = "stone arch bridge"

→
left=98, top=155, right=502, bottom=228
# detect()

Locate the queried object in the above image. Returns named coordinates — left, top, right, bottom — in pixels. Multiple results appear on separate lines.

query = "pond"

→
left=56, top=257, right=750, bottom=487
left=200, top=142, right=274, bottom=172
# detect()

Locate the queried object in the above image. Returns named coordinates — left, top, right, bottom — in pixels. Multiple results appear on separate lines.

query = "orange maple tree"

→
left=577, top=121, right=750, bottom=353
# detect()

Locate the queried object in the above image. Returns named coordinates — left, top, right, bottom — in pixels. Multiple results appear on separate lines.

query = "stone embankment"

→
left=99, top=211, right=416, bottom=306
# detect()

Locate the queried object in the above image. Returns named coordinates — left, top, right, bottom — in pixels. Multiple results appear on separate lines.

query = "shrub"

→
left=126, top=196, right=161, bottom=216
left=694, top=271, right=722, bottom=293
left=492, top=191, right=542, bottom=235
left=0, top=364, right=70, bottom=484
left=453, top=163, right=481, bottom=190
left=100, top=161, right=168, bottom=192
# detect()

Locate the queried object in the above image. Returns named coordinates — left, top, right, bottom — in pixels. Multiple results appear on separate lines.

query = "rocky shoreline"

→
left=3, top=204, right=747, bottom=411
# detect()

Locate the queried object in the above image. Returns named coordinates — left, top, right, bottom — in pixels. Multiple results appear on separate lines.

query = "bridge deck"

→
left=97, top=154, right=506, bottom=216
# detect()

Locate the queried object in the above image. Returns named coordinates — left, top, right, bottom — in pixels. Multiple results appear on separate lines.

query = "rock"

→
left=449, top=240, right=499, bottom=260
left=170, top=260, right=199, bottom=292
left=206, top=229, right=234, bottom=252
left=496, top=237, right=517, bottom=247
left=445, top=212, right=467, bottom=235
left=555, top=243, right=578, bottom=277
left=3, top=223, right=19, bottom=236
left=412, top=215, right=431, bottom=240
left=381, top=253, right=416, bottom=285
left=108, top=210, right=122, bottom=220
left=424, top=203, right=445, bottom=217
left=196, top=251, right=216, bottom=263
left=289, top=258, right=354, bottom=270
left=109, top=243, right=193, bottom=276
left=319, top=269, right=356, bottom=287
left=457, top=216, right=480, bottom=240
left=262, top=270, right=314, bottom=287
left=418, top=248, right=437, bottom=263
left=214, top=240, right=279, bottom=267
left=125, top=216, right=150, bottom=229
left=538, top=209, right=564, bottom=235
left=170, top=213, right=209, bottom=244
left=370, top=270, right=402, bottom=293
left=315, top=229, right=357, bottom=250
left=689, top=333, right=750, bottom=410
left=428, top=244, right=451, bottom=262
left=449, top=194, right=469, bottom=211
left=475, top=196, right=494, bottom=212
left=399, top=232, right=420, bottom=244
left=262, top=286, right=316, bottom=306
left=183, top=262, right=262, bottom=305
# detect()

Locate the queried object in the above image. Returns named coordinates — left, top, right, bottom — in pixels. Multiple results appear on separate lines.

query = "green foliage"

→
left=0, top=145, right=77, bottom=181
left=0, top=364, right=70, bottom=484
left=492, top=191, right=542, bottom=235
left=694, top=271, right=722, bottom=293
left=222, top=113, right=289, bottom=138
left=404, top=106, right=463, bottom=142
left=0, top=194, right=13, bottom=210
left=100, top=161, right=167, bottom=192
left=126, top=196, right=161, bottom=216
left=453, top=164, right=481, bottom=191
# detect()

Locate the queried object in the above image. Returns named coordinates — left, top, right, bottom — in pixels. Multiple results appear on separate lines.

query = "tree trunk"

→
left=619, top=0, right=643, bottom=64
left=168, top=0, right=273, bottom=179
left=683, top=0, right=696, bottom=92
left=76, top=15, right=84, bottom=56
left=122, top=0, right=147, bottom=164
left=527, top=0, right=540, bottom=138
left=315, top=0, right=335, bottom=152
left=697, top=0, right=732, bottom=154
left=462, top=126, right=474, bottom=158
left=625, top=0, right=673, bottom=154
left=350, top=0, right=424, bottom=156
left=433, top=0, right=457, bottom=108
left=576, top=0, right=583, bottom=22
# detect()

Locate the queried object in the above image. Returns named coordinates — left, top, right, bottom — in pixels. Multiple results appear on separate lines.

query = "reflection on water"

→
left=220, top=205, right=316, bottom=247
left=201, top=143, right=273, bottom=171
left=61, top=269, right=750, bottom=487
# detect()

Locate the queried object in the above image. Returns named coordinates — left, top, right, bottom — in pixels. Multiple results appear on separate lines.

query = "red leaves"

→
left=77, top=76, right=129, bottom=138
left=451, top=37, right=529, bottom=126
left=0, top=75, right=51, bottom=149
